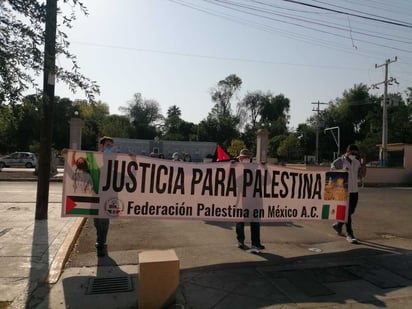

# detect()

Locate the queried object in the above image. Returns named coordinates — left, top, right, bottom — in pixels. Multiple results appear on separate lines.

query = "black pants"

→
left=336, top=192, right=358, bottom=237
left=236, top=222, right=261, bottom=246
left=93, top=218, right=109, bottom=248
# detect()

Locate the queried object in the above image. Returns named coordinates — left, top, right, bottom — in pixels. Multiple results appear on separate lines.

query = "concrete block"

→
left=138, top=249, right=180, bottom=309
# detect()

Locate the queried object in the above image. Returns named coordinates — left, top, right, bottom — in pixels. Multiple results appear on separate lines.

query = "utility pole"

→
left=35, top=0, right=57, bottom=220
left=373, top=57, right=397, bottom=167
left=311, top=101, right=328, bottom=164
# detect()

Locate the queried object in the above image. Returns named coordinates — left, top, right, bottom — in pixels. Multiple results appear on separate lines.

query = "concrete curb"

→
left=48, top=217, right=87, bottom=284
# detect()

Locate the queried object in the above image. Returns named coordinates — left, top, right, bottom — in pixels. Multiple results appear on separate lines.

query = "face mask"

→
left=348, top=154, right=356, bottom=161
left=104, top=147, right=113, bottom=153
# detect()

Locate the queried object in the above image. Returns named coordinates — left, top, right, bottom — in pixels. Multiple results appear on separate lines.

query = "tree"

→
left=120, top=93, right=163, bottom=140
left=210, top=74, right=242, bottom=117
left=227, top=139, right=246, bottom=158
left=74, top=99, right=110, bottom=149
left=201, top=74, right=242, bottom=147
left=0, top=0, right=99, bottom=105
left=99, top=114, right=131, bottom=139
left=277, top=134, right=300, bottom=162
left=238, top=91, right=267, bottom=130
left=260, top=94, right=290, bottom=136
left=2, top=1, right=100, bottom=219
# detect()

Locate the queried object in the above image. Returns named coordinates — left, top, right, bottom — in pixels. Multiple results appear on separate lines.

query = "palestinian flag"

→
left=217, top=145, right=231, bottom=162
left=66, top=195, right=100, bottom=215
left=321, top=204, right=346, bottom=221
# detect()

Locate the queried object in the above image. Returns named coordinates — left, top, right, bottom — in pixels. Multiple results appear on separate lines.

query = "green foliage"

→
left=277, top=134, right=300, bottom=162
left=0, top=76, right=411, bottom=164
left=100, top=114, right=131, bottom=139
left=210, top=74, right=242, bottom=118
left=120, top=93, right=163, bottom=140
left=227, top=139, right=245, bottom=158
left=0, top=0, right=99, bottom=105
left=162, top=105, right=197, bottom=141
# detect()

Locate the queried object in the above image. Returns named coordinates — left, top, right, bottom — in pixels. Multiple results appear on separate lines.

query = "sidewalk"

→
left=0, top=179, right=85, bottom=309
left=1, top=178, right=412, bottom=308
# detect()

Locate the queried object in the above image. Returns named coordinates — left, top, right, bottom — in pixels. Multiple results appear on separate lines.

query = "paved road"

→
left=59, top=186, right=412, bottom=308
left=67, top=186, right=412, bottom=267
left=1, top=179, right=411, bottom=308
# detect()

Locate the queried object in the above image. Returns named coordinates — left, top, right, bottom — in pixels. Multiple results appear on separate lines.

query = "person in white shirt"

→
left=234, top=148, right=265, bottom=251
left=94, top=136, right=114, bottom=256
left=332, top=144, right=366, bottom=243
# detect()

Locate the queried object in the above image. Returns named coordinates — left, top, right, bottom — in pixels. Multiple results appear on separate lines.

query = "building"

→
left=112, top=137, right=216, bottom=162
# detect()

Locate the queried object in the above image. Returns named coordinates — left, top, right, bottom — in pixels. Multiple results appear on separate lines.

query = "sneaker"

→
left=332, top=223, right=343, bottom=236
left=346, top=235, right=358, bottom=244
left=237, top=242, right=247, bottom=250
left=251, top=244, right=265, bottom=250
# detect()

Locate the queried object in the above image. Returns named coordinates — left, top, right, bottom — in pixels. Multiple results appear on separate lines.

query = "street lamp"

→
left=324, top=126, right=340, bottom=159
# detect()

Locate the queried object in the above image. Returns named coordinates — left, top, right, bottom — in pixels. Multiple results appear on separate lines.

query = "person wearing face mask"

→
left=72, top=156, right=93, bottom=193
left=93, top=136, right=114, bottom=257
left=234, top=148, right=265, bottom=251
left=331, top=144, right=366, bottom=243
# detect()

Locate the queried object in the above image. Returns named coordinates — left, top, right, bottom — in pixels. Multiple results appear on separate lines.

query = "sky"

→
left=53, top=0, right=412, bottom=130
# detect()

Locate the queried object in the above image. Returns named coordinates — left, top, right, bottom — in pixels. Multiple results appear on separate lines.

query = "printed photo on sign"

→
left=66, top=151, right=101, bottom=195
left=324, top=171, right=348, bottom=201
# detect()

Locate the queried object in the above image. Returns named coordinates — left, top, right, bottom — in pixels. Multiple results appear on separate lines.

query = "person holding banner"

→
left=331, top=144, right=366, bottom=244
left=234, top=148, right=265, bottom=251
left=93, top=136, right=115, bottom=257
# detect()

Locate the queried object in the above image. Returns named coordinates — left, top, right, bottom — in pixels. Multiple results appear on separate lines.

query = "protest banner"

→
left=62, top=150, right=348, bottom=222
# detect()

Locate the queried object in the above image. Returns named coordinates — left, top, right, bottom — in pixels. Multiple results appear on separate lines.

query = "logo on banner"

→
left=104, top=198, right=124, bottom=216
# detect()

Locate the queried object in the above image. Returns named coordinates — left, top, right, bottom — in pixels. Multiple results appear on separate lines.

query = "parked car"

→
left=0, top=152, right=38, bottom=168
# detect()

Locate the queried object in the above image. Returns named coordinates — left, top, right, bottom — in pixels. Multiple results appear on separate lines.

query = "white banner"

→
left=62, top=150, right=349, bottom=222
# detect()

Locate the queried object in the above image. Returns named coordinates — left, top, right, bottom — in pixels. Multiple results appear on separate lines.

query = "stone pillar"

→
left=138, top=249, right=180, bottom=309
left=69, top=116, right=83, bottom=150
left=256, top=128, right=269, bottom=163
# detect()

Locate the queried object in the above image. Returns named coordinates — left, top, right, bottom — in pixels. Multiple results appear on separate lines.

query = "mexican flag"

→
left=321, top=204, right=346, bottom=221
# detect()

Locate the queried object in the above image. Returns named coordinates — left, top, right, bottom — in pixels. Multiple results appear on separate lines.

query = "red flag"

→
left=217, top=145, right=231, bottom=161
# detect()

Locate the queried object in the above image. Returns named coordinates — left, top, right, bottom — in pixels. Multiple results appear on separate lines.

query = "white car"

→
left=0, top=152, right=38, bottom=168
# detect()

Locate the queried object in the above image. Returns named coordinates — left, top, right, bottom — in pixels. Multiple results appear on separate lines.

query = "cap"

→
left=99, top=136, right=113, bottom=145
left=172, top=152, right=179, bottom=158
left=239, top=148, right=251, bottom=157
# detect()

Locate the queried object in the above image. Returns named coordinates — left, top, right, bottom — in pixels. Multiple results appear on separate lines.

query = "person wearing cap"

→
left=234, top=148, right=265, bottom=251
left=94, top=136, right=114, bottom=257
left=99, top=136, right=114, bottom=153
left=183, top=152, right=192, bottom=162
left=172, top=152, right=181, bottom=161
left=331, top=144, right=366, bottom=244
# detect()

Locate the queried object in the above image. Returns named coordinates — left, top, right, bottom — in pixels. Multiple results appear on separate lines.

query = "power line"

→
left=282, top=0, right=412, bottom=28
left=69, top=40, right=371, bottom=70
left=169, top=0, right=412, bottom=57
left=215, top=0, right=412, bottom=45
left=312, top=0, right=412, bottom=26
